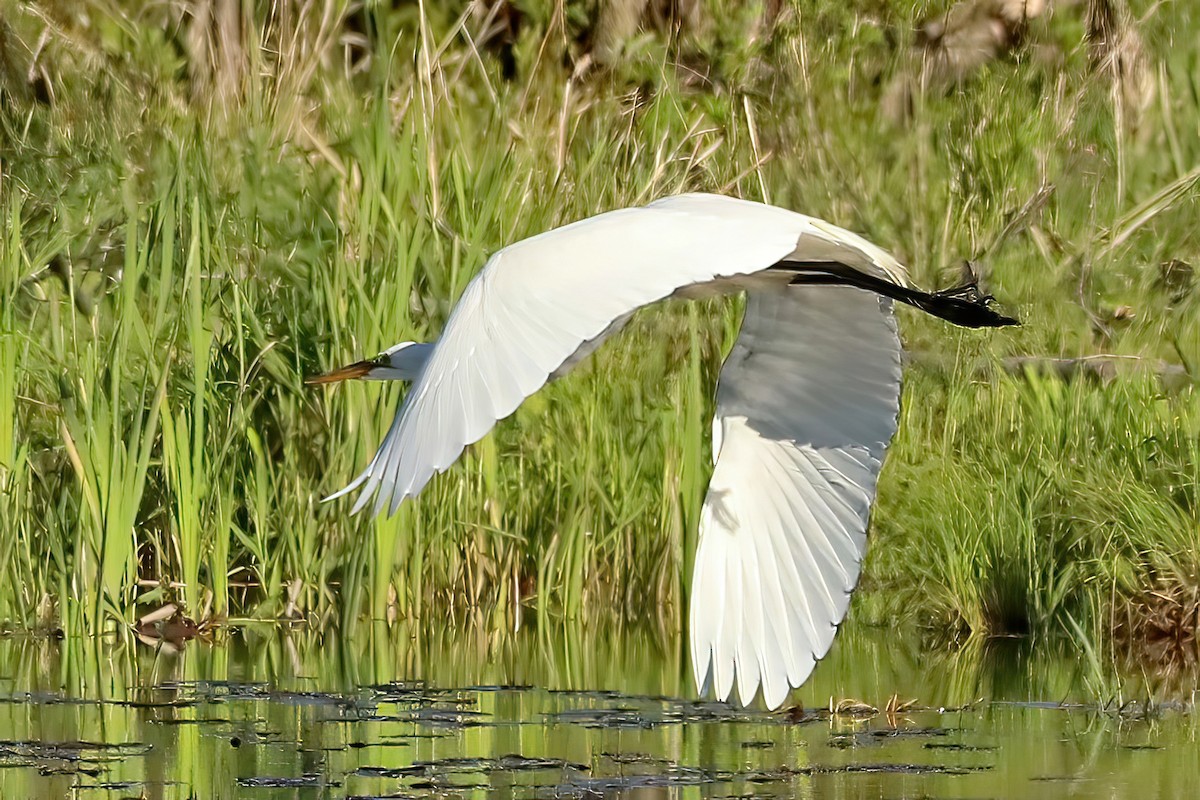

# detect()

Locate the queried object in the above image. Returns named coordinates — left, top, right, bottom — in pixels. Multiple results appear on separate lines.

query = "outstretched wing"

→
left=330, top=196, right=785, bottom=514
left=329, top=193, right=907, bottom=520
left=689, top=284, right=902, bottom=709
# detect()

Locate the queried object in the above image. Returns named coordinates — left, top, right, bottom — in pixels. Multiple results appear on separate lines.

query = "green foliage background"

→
left=1, top=1, right=1197, bottom=671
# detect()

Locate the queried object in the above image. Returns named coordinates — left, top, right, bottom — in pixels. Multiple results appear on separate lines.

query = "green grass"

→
left=0, top=0, right=1197, bottom=673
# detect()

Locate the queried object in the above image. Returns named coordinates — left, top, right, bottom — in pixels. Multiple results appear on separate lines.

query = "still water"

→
left=0, top=621, right=1194, bottom=798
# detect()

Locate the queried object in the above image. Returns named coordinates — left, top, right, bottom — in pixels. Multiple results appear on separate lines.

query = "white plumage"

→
left=692, top=286, right=899, bottom=708
left=310, top=193, right=1014, bottom=709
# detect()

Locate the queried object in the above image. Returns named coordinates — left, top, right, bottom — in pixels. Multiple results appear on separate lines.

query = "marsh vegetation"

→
left=0, top=0, right=1197, bottom=690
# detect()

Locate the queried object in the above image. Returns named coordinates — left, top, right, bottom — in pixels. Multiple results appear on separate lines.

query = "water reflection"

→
left=0, top=622, right=1194, bottom=798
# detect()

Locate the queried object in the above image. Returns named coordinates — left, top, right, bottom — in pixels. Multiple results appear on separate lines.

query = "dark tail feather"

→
left=777, top=260, right=1020, bottom=329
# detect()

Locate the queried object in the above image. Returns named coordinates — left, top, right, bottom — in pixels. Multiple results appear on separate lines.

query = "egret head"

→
left=306, top=341, right=432, bottom=385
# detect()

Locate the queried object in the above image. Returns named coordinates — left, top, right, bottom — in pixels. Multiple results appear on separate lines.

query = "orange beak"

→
left=305, top=359, right=377, bottom=386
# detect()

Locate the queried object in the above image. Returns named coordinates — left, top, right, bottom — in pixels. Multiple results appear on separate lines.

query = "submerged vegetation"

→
left=1, top=0, right=1198, bottom=680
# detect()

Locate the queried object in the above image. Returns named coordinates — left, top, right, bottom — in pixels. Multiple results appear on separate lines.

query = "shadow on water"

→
left=0, top=621, right=1195, bottom=798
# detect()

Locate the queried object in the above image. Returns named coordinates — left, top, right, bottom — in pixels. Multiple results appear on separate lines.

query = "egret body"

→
left=310, top=193, right=1016, bottom=709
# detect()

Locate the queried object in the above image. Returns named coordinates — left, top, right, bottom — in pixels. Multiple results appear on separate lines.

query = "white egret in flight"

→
left=309, top=193, right=1016, bottom=709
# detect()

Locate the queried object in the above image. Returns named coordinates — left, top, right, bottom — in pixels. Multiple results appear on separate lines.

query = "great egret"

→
left=309, top=193, right=1016, bottom=709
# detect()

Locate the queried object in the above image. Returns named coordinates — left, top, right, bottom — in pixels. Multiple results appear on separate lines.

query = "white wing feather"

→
left=690, top=285, right=902, bottom=709
left=328, top=193, right=907, bottom=709
left=332, top=193, right=898, bottom=515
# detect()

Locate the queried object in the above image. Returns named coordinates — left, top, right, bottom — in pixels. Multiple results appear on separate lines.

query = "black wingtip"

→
left=924, top=281, right=1021, bottom=329
left=776, top=259, right=1019, bottom=328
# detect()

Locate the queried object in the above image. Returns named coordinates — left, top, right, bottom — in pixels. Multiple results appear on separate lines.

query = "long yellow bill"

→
left=305, top=360, right=376, bottom=385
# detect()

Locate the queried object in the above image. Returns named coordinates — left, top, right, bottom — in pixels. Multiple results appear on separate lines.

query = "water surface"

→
left=0, top=622, right=1193, bottom=798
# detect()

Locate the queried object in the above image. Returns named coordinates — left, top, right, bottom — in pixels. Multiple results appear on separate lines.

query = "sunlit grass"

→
left=869, top=370, right=1200, bottom=643
left=0, top=0, right=1197, bottom=670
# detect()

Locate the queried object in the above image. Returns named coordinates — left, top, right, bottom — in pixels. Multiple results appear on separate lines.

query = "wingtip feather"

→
left=322, top=470, right=371, bottom=505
